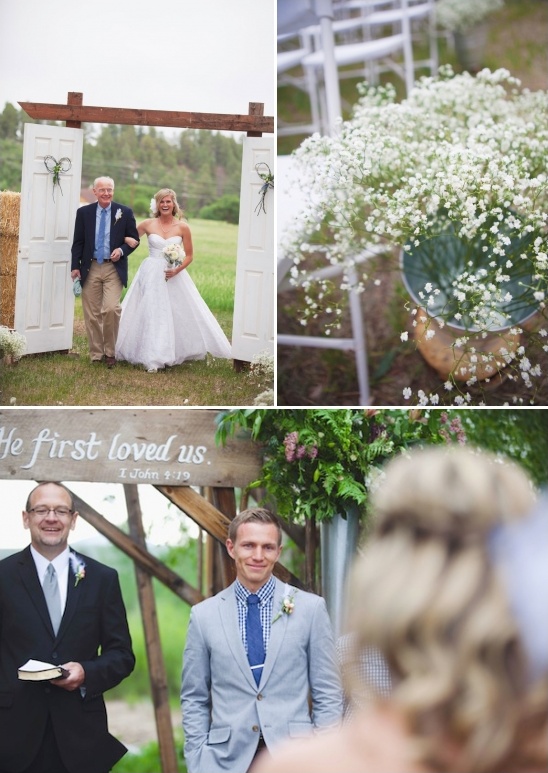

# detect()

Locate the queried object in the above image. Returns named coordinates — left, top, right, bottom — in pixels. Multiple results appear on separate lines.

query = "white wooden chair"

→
left=300, top=0, right=436, bottom=135
left=277, top=155, right=383, bottom=405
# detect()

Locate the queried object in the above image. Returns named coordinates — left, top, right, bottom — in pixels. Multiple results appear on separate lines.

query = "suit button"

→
left=52, top=652, right=58, bottom=659
left=252, top=725, right=259, bottom=733
left=257, top=693, right=263, bottom=701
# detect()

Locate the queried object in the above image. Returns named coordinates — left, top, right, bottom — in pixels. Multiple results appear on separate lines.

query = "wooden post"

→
left=247, top=102, right=264, bottom=137
left=124, top=485, right=180, bottom=773
left=305, top=514, right=317, bottom=593
left=66, top=92, right=83, bottom=128
left=210, top=486, right=237, bottom=588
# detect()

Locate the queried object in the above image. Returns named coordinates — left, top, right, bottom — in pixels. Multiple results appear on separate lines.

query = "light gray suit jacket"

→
left=181, top=578, right=343, bottom=773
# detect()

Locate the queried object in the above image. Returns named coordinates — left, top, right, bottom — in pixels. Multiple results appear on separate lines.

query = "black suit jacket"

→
left=0, top=547, right=135, bottom=773
left=71, top=200, right=139, bottom=287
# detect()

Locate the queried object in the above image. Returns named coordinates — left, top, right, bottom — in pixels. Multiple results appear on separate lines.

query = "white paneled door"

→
left=14, top=124, right=83, bottom=354
left=232, top=136, right=274, bottom=362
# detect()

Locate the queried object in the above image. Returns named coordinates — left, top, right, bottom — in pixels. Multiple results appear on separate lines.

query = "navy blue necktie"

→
left=246, top=594, right=265, bottom=686
left=97, top=207, right=107, bottom=263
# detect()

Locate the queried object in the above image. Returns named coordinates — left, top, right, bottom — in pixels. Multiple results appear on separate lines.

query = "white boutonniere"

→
left=70, top=552, right=86, bottom=587
left=114, top=208, right=122, bottom=224
left=272, top=584, right=297, bottom=623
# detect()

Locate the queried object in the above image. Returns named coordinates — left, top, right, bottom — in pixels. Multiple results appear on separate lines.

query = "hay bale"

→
left=0, top=234, right=19, bottom=276
left=0, top=191, right=20, bottom=325
left=0, top=191, right=21, bottom=237
left=0, top=274, right=16, bottom=328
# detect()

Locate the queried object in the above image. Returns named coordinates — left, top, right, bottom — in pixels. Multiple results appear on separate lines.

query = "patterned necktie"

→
left=44, top=563, right=62, bottom=634
left=246, top=594, right=265, bottom=686
left=97, top=207, right=107, bottom=263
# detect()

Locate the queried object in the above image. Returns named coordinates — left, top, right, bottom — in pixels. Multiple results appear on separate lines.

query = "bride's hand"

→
left=124, top=237, right=139, bottom=248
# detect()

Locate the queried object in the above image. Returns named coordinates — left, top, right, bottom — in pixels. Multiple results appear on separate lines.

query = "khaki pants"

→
left=82, top=260, right=123, bottom=361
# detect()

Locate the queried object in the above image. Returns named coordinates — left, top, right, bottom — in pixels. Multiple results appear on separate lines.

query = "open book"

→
left=18, top=659, right=69, bottom=681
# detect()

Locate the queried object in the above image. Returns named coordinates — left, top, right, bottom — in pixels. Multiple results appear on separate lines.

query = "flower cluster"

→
left=216, top=409, right=466, bottom=523
left=273, top=586, right=297, bottom=622
left=282, top=68, right=548, bottom=405
left=283, top=431, right=318, bottom=462
left=0, top=327, right=27, bottom=360
left=163, top=243, right=185, bottom=281
left=436, top=0, right=504, bottom=33
left=69, top=552, right=86, bottom=587
left=249, top=350, right=275, bottom=381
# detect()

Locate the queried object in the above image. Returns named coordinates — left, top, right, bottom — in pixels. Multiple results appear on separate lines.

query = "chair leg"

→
left=348, top=266, right=371, bottom=405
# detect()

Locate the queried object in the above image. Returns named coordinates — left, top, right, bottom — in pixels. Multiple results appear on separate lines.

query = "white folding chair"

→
left=277, top=154, right=381, bottom=405
left=301, top=0, right=416, bottom=135
left=278, top=31, right=322, bottom=137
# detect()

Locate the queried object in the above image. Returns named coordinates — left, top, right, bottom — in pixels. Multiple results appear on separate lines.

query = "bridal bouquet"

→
left=163, top=243, right=185, bottom=281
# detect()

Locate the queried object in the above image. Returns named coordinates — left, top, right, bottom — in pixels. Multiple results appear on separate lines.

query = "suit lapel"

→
left=261, top=579, right=290, bottom=687
left=56, top=550, right=83, bottom=641
left=17, top=547, right=56, bottom=637
left=219, top=583, right=258, bottom=690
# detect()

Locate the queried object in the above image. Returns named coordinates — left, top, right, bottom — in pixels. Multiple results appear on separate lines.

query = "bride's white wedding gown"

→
left=116, top=234, right=232, bottom=370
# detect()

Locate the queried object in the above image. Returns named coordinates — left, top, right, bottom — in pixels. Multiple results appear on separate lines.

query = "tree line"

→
left=0, top=102, right=243, bottom=222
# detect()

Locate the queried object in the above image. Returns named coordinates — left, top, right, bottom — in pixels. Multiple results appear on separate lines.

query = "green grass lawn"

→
left=1, top=219, right=273, bottom=406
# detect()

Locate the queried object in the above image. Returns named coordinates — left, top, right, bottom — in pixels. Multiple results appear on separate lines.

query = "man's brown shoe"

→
left=105, top=356, right=116, bottom=369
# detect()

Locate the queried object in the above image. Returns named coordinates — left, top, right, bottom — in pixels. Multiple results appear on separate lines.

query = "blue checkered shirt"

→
left=337, top=632, right=392, bottom=718
left=234, top=576, right=276, bottom=655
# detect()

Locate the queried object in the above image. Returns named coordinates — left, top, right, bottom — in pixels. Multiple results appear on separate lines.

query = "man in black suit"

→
left=0, top=482, right=135, bottom=773
left=71, top=176, right=139, bottom=367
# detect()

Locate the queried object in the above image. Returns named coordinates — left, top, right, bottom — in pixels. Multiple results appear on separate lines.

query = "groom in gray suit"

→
left=181, top=508, right=343, bottom=773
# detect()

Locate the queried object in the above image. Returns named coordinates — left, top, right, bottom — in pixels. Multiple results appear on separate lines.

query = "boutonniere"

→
left=70, top=552, right=86, bottom=587
left=114, top=208, right=122, bottom=224
left=272, top=584, right=297, bottom=623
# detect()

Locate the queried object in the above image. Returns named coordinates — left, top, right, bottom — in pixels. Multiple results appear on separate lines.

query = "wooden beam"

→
left=247, top=101, right=264, bottom=137
left=67, top=488, right=204, bottom=606
left=66, top=92, right=83, bottom=128
left=157, top=485, right=305, bottom=590
left=18, top=101, right=274, bottom=134
left=125, top=486, right=178, bottom=773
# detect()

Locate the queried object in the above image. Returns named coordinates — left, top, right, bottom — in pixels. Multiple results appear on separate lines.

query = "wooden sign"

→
left=0, top=409, right=262, bottom=486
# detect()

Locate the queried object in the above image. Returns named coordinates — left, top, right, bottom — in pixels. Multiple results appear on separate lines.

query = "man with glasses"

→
left=0, top=482, right=135, bottom=773
left=71, top=176, right=140, bottom=367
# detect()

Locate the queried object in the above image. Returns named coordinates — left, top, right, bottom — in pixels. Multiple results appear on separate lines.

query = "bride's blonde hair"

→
left=345, top=445, right=547, bottom=773
left=152, top=188, right=182, bottom=219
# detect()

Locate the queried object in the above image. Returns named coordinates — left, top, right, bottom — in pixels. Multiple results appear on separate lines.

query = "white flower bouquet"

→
left=162, top=243, right=186, bottom=281
left=282, top=67, right=548, bottom=405
left=436, top=0, right=504, bottom=33
left=0, top=326, right=27, bottom=361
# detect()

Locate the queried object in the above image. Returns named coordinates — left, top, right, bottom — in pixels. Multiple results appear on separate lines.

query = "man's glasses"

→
left=96, top=188, right=113, bottom=193
left=27, top=507, right=74, bottom=517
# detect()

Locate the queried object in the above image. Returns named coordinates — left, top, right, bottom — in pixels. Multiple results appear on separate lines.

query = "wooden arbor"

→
left=19, top=92, right=274, bottom=134
left=15, top=93, right=274, bottom=363
left=0, top=408, right=308, bottom=773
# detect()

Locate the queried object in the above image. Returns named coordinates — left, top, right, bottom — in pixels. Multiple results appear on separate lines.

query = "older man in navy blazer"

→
left=71, top=176, right=139, bottom=367
left=0, top=482, right=135, bottom=773
left=181, top=508, right=343, bottom=773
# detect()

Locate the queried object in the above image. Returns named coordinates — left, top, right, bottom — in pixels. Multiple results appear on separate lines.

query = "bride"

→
left=116, top=188, right=232, bottom=372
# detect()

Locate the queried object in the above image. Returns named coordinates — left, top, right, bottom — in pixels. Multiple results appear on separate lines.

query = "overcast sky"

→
left=0, top=0, right=275, bottom=127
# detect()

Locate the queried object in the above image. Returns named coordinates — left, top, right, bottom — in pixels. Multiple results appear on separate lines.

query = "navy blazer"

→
left=71, top=200, right=139, bottom=287
left=0, top=547, right=135, bottom=773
